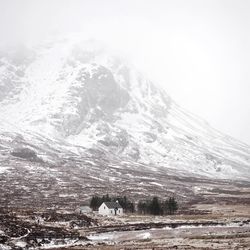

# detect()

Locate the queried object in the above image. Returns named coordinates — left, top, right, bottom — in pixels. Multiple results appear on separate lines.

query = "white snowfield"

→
left=0, top=37, right=250, bottom=181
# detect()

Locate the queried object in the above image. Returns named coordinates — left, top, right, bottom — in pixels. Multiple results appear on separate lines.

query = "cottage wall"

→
left=98, top=203, right=110, bottom=215
left=98, top=203, right=124, bottom=216
left=117, top=208, right=123, bottom=215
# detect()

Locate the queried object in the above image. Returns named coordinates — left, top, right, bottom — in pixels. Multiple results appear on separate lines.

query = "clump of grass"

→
left=188, top=233, right=250, bottom=240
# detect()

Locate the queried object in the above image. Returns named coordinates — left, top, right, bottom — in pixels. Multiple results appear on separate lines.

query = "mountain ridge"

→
left=0, top=38, right=250, bottom=209
left=0, top=38, right=250, bottom=181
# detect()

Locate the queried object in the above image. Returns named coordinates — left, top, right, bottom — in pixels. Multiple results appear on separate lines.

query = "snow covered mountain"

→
left=0, top=37, right=250, bottom=207
left=1, top=38, right=250, bottom=178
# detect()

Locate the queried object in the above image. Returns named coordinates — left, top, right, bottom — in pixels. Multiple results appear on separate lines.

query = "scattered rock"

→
left=10, top=148, right=43, bottom=162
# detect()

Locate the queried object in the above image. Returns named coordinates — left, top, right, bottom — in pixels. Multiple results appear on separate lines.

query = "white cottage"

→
left=98, top=201, right=123, bottom=216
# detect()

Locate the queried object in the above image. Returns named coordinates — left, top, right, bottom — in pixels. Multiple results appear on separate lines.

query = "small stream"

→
left=87, top=223, right=250, bottom=243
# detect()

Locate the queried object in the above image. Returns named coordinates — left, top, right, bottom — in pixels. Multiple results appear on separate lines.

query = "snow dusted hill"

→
left=0, top=38, right=250, bottom=178
left=0, top=37, right=250, bottom=207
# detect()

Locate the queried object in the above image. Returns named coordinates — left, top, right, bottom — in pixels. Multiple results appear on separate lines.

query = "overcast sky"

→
left=0, top=0, right=250, bottom=144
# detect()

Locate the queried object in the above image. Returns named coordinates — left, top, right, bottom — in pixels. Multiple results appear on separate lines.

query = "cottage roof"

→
left=103, top=201, right=122, bottom=209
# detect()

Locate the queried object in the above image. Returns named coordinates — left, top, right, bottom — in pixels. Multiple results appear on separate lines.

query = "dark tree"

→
left=90, top=194, right=135, bottom=213
left=138, top=196, right=179, bottom=215
left=137, top=201, right=147, bottom=214
left=149, top=197, right=162, bottom=215
left=115, top=196, right=135, bottom=213
left=90, top=194, right=111, bottom=210
left=166, top=197, right=178, bottom=215
left=90, top=195, right=102, bottom=210
left=102, top=194, right=111, bottom=202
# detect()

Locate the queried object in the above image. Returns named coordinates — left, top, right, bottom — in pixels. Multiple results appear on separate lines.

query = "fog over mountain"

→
left=1, top=0, right=250, bottom=145
left=0, top=38, right=250, bottom=209
left=1, top=38, right=250, bottom=178
left=1, top=2, right=250, bottom=250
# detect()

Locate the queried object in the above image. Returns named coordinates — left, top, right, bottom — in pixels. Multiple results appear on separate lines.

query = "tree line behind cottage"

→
left=90, top=194, right=178, bottom=215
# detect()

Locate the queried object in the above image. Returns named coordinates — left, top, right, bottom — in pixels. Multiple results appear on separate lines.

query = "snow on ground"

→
left=0, top=37, right=250, bottom=192
left=0, top=166, right=10, bottom=174
left=149, top=182, right=163, bottom=187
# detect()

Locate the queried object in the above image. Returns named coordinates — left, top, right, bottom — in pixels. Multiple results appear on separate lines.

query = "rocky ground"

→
left=1, top=144, right=249, bottom=250
left=0, top=204, right=249, bottom=249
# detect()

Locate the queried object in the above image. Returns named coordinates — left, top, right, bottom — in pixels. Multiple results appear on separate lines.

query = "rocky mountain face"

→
left=0, top=38, right=249, bottom=208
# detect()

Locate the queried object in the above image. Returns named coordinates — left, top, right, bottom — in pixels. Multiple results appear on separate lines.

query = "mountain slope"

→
left=0, top=38, right=250, bottom=208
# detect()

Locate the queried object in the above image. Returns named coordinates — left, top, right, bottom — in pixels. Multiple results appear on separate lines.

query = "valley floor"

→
left=0, top=204, right=250, bottom=250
